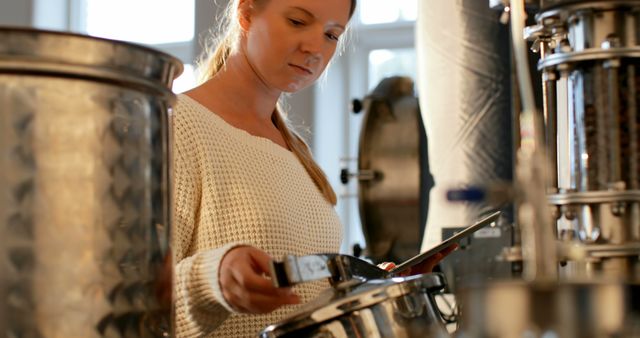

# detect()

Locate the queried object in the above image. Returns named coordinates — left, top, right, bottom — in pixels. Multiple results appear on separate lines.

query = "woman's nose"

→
left=300, top=32, right=324, bottom=62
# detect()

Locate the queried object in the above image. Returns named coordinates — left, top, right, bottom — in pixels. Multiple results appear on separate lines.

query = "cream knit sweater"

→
left=172, top=95, right=343, bottom=337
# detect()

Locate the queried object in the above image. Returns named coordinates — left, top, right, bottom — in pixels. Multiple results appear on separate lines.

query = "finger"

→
left=398, top=269, right=412, bottom=277
left=410, top=253, right=443, bottom=275
left=439, top=244, right=459, bottom=256
left=226, top=285, right=300, bottom=314
left=247, top=248, right=274, bottom=275
left=427, top=252, right=444, bottom=266
left=379, top=262, right=396, bottom=271
left=230, top=264, right=282, bottom=294
left=246, top=249, right=302, bottom=297
left=229, top=260, right=297, bottom=298
left=245, top=248, right=288, bottom=290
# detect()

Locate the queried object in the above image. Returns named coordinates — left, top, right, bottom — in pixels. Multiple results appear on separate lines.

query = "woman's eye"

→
left=325, top=33, right=339, bottom=41
left=288, top=18, right=305, bottom=26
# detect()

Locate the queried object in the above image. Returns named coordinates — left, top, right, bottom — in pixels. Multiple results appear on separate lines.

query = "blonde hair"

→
left=197, top=0, right=356, bottom=205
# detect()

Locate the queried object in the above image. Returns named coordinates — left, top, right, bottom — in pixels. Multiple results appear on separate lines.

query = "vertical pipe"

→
left=607, top=62, right=622, bottom=186
left=540, top=41, right=558, bottom=191
left=571, top=70, right=586, bottom=191
left=511, top=0, right=557, bottom=281
left=595, top=65, right=608, bottom=189
left=628, top=64, right=638, bottom=190
left=543, top=70, right=558, bottom=191
left=628, top=64, right=640, bottom=241
left=557, top=71, right=572, bottom=190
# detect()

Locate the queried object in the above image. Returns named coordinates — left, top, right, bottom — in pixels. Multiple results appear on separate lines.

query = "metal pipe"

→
left=628, top=64, right=638, bottom=190
left=543, top=69, right=559, bottom=191
left=606, top=61, right=622, bottom=186
left=510, top=0, right=558, bottom=281
left=595, top=65, right=609, bottom=189
left=629, top=64, right=640, bottom=241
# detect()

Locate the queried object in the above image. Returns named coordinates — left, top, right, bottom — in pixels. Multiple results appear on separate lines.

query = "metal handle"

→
left=269, top=254, right=388, bottom=288
left=339, top=168, right=377, bottom=185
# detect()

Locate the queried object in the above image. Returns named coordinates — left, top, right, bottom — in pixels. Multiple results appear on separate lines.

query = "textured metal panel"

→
left=0, top=28, right=179, bottom=338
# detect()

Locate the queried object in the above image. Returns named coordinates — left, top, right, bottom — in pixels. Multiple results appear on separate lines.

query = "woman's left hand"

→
left=380, top=244, right=459, bottom=276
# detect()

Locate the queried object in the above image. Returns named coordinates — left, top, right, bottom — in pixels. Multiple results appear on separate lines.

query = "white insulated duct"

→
left=416, top=0, right=514, bottom=250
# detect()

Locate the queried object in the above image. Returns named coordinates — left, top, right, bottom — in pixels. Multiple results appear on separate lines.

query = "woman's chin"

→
left=284, top=81, right=309, bottom=93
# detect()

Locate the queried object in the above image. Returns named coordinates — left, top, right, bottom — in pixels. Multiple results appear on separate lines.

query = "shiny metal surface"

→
left=269, top=254, right=388, bottom=288
left=540, top=0, right=640, bottom=12
left=260, top=273, right=449, bottom=338
left=0, top=28, right=181, bottom=337
left=0, top=27, right=180, bottom=94
left=456, top=281, right=640, bottom=338
left=539, top=48, right=640, bottom=68
left=357, top=76, right=433, bottom=263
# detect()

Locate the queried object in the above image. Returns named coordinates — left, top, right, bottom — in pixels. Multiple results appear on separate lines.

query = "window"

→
left=83, top=0, right=195, bottom=44
left=368, top=48, right=417, bottom=90
left=172, top=64, right=198, bottom=93
left=313, top=0, right=419, bottom=254
left=360, top=0, right=418, bottom=25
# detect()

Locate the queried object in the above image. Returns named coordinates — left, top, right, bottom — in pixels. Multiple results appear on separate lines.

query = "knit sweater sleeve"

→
left=174, top=244, right=240, bottom=337
left=172, top=114, right=242, bottom=336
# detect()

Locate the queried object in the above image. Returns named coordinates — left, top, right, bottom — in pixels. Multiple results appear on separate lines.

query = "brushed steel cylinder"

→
left=0, top=27, right=182, bottom=338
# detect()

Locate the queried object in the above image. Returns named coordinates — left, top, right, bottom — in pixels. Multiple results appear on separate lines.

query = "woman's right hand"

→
left=219, top=246, right=301, bottom=314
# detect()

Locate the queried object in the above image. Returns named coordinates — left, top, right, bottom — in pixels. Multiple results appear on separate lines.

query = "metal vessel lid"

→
left=0, top=27, right=183, bottom=95
left=259, top=273, right=446, bottom=338
left=356, top=76, right=430, bottom=264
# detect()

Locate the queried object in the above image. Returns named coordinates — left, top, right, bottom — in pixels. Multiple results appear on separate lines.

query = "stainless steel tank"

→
left=0, top=27, right=182, bottom=338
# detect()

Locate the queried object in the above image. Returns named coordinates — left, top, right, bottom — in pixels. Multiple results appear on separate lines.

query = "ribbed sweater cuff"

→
left=191, top=242, right=246, bottom=313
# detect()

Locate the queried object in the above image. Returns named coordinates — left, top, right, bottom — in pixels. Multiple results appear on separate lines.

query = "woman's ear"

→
left=238, top=0, right=254, bottom=31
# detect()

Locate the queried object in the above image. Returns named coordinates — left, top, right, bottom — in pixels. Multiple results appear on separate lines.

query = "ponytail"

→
left=272, top=107, right=337, bottom=205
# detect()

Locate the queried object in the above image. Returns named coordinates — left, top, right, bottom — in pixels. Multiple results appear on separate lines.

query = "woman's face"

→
left=243, top=0, right=351, bottom=93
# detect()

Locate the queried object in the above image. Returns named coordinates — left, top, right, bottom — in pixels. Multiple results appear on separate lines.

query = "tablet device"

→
left=388, top=210, right=501, bottom=275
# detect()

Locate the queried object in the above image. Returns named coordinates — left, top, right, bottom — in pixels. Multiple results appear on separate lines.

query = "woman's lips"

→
left=289, top=63, right=313, bottom=75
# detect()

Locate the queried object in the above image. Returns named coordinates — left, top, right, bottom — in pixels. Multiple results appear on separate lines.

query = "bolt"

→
left=611, top=202, right=626, bottom=216
left=563, top=206, right=576, bottom=220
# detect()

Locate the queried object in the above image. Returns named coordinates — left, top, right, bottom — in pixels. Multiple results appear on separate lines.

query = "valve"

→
left=339, top=168, right=377, bottom=185
left=351, top=98, right=363, bottom=114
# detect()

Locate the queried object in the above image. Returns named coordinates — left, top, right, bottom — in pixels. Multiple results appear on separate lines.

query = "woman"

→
left=172, top=0, right=452, bottom=336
